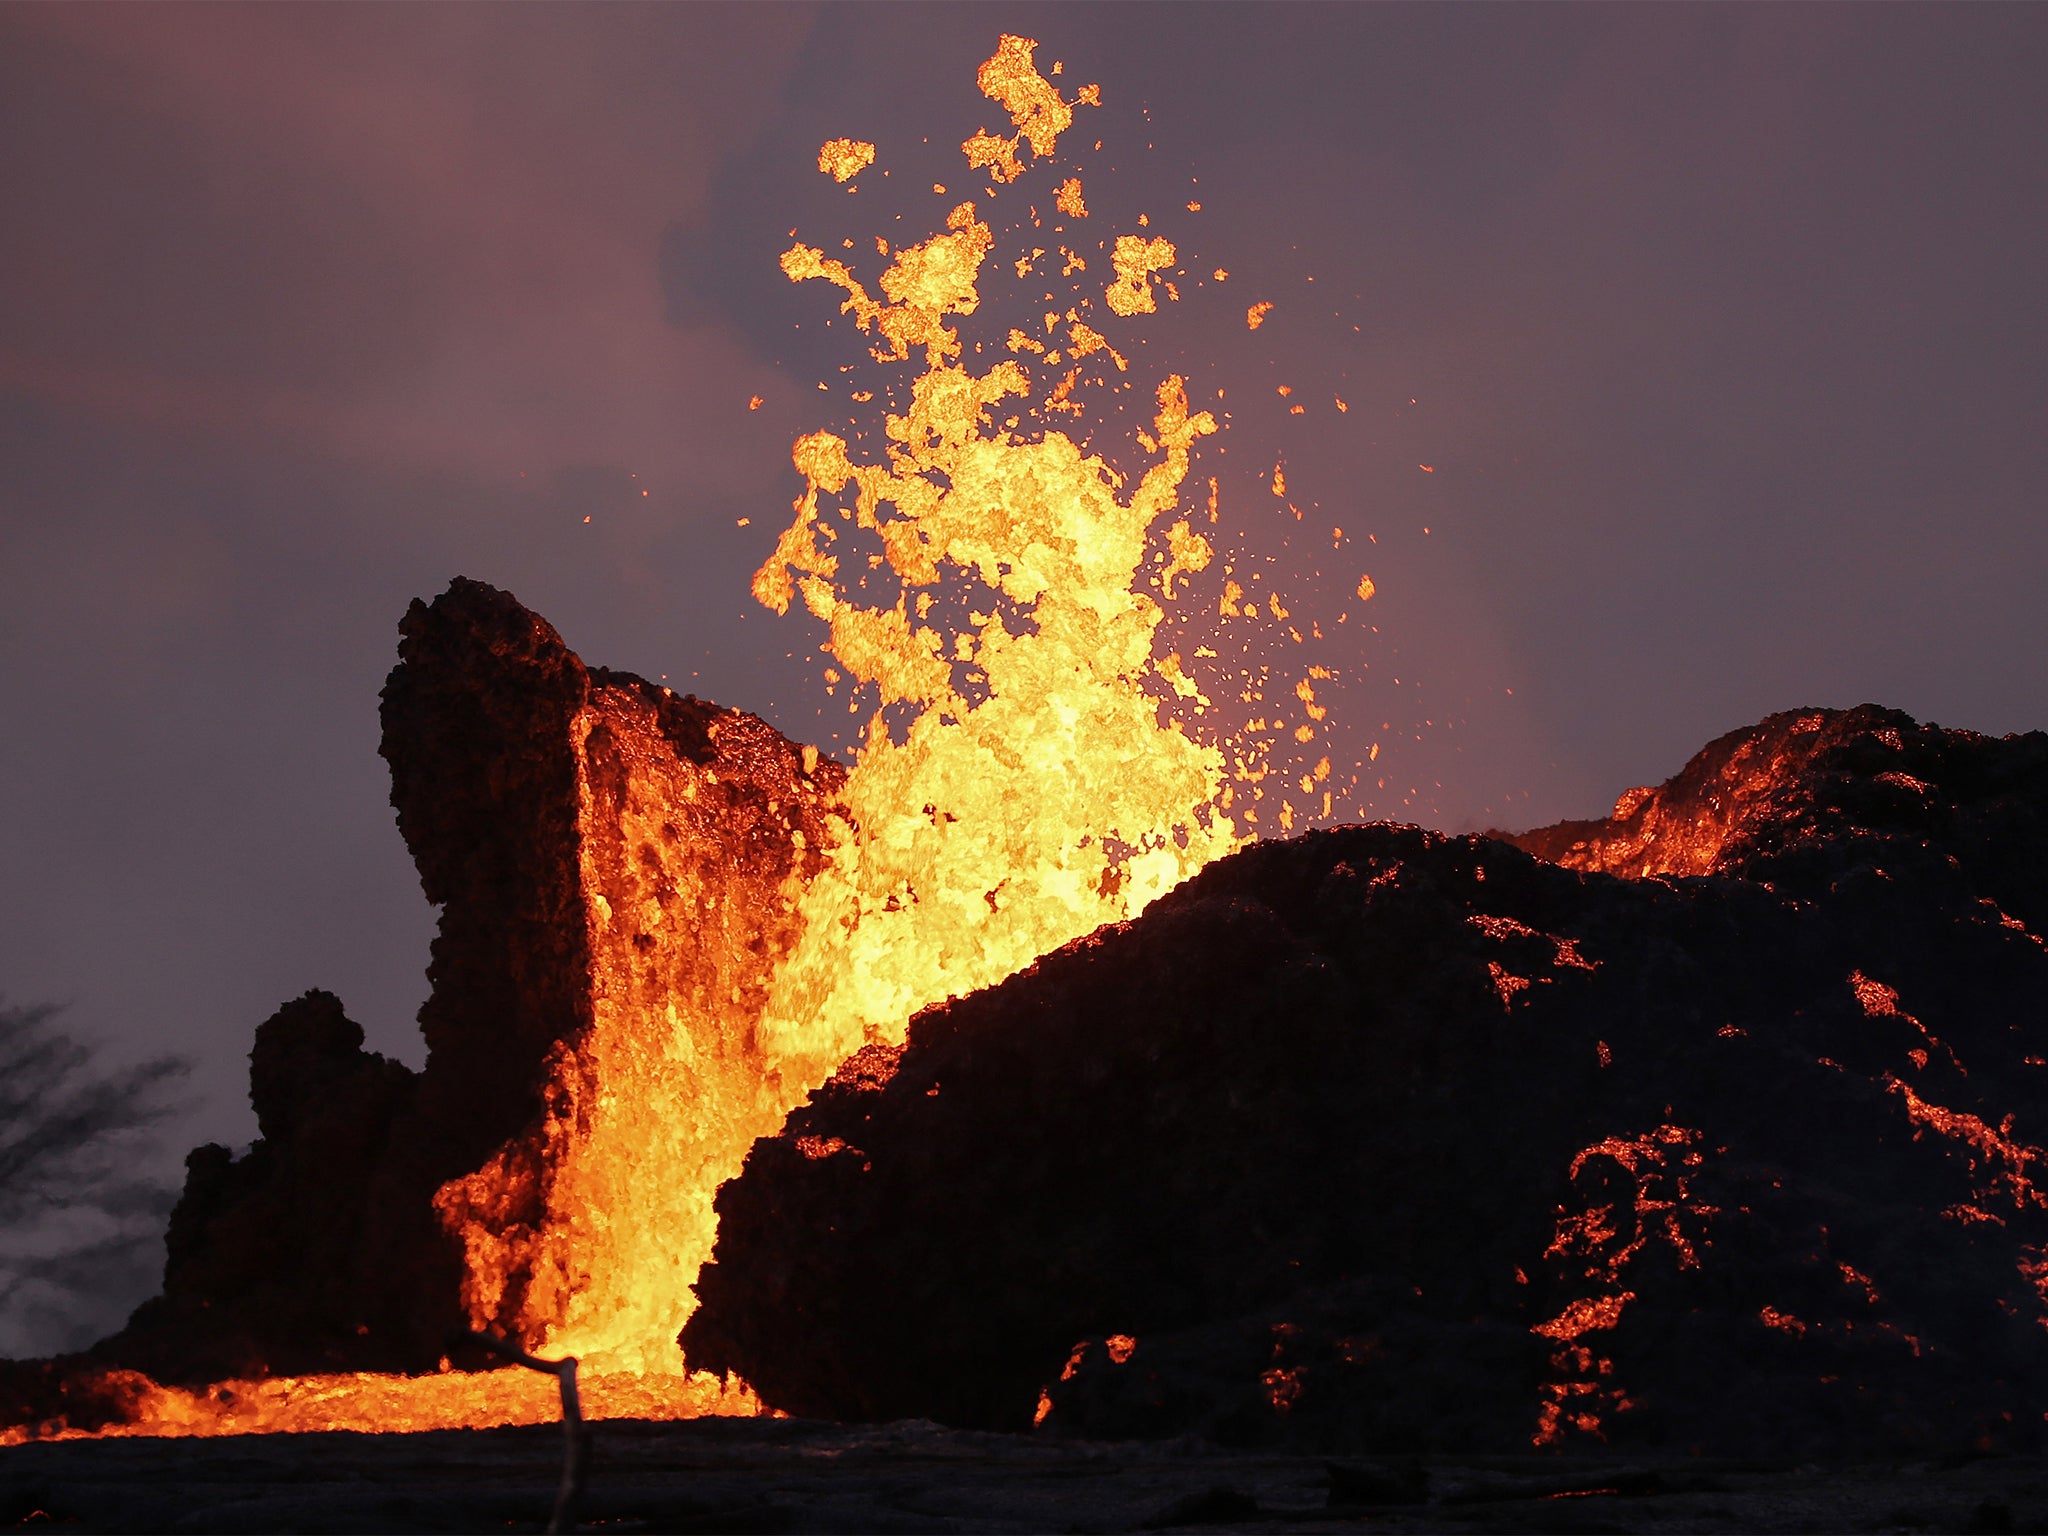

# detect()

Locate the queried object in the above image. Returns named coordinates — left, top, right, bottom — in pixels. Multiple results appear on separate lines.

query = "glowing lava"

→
left=491, top=33, right=1244, bottom=1379
left=3, top=1368, right=757, bottom=1445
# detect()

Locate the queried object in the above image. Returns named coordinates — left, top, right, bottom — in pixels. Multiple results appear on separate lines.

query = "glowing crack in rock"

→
left=1533, top=1125, right=1717, bottom=1446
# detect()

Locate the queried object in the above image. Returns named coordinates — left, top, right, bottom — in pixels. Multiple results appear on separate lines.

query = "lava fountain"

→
left=12, top=34, right=1356, bottom=1441
left=437, top=32, right=1246, bottom=1384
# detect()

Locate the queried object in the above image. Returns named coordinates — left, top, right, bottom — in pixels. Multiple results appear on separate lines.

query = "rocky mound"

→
left=1505, top=705, right=2048, bottom=926
left=682, top=706, right=2048, bottom=1457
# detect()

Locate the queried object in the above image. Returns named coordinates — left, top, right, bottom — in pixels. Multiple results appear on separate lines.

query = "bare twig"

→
left=0, top=1000, right=189, bottom=1227
left=0, top=1000, right=189, bottom=1353
left=464, top=1330, right=588, bottom=1534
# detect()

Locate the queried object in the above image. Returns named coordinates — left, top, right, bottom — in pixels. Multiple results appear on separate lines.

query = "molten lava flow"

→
left=431, top=691, right=846, bottom=1380
left=0, top=1369, right=759, bottom=1446
left=480, top=38, right=1243, bottom=1397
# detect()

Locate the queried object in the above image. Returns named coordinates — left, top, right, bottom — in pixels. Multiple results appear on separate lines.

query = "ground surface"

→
left=1, top=1416, right=2037, bottom=1534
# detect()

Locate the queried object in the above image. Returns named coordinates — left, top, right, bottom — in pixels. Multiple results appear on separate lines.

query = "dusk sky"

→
left=2, top=2, right=2044, bottom=1329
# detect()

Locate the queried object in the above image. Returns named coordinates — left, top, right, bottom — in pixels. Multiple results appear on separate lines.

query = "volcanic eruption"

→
left=6, top=34, right=2046, bottom=1474
left=1, top=33, right=1318, bottom=1441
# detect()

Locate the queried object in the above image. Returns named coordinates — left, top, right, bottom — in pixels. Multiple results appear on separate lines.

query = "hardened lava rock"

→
left=684, top=706, right=2048, bottom=1458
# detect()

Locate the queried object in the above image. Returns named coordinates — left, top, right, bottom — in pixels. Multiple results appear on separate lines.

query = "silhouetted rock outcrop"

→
left=110, top=991, right=424, bottom=1382
left=378, top=577, right=845, bottom=1351
left=683, top=706, right=2048, bottom=1457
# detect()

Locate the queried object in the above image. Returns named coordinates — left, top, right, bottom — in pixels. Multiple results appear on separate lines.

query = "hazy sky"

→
left=3, top=2, right=2044, bottom=1270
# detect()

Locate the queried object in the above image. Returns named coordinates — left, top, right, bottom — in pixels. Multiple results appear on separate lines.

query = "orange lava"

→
left=1, top=1368, right=759, bottom=1447
left=1885, top=1074, right=2045, bottom=1212
left=1533, top=1125, right=1716, bottom=1447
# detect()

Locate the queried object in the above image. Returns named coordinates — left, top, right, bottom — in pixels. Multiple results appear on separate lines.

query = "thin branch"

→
left=464, top=1330, right=588, bottom=1534
left=0, top=1001, right=189, bottom=1226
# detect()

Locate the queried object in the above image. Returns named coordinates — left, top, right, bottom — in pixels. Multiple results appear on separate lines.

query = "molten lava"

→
left=452, top=32, right=1255, bottom=1388
left=4, top=1368, right=756, bottom=1445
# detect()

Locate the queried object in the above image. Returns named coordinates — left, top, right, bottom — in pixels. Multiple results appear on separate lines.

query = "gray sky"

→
left=3, top=2, right=2044, bottom=1257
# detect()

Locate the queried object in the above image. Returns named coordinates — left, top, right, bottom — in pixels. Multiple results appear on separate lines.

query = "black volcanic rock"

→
left=112, top=991, right=427, bottom=1381
left=20, top=591, right=2046, bottom=1475
left=378, top=576, right=600, bottom=1179
left=682, top=707, right=2048, bottom=1458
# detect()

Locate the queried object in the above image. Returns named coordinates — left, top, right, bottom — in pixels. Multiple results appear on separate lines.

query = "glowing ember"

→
left=1532, top=1293, right=1635, bottom=1342
left=1534, top=1124, right=1716, bottom=1446
left=1884, top=1073, right=2046, bottom=1212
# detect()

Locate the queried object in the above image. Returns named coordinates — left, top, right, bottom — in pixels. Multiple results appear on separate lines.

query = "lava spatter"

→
left=752, top=37, right=1241, bottom=1079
